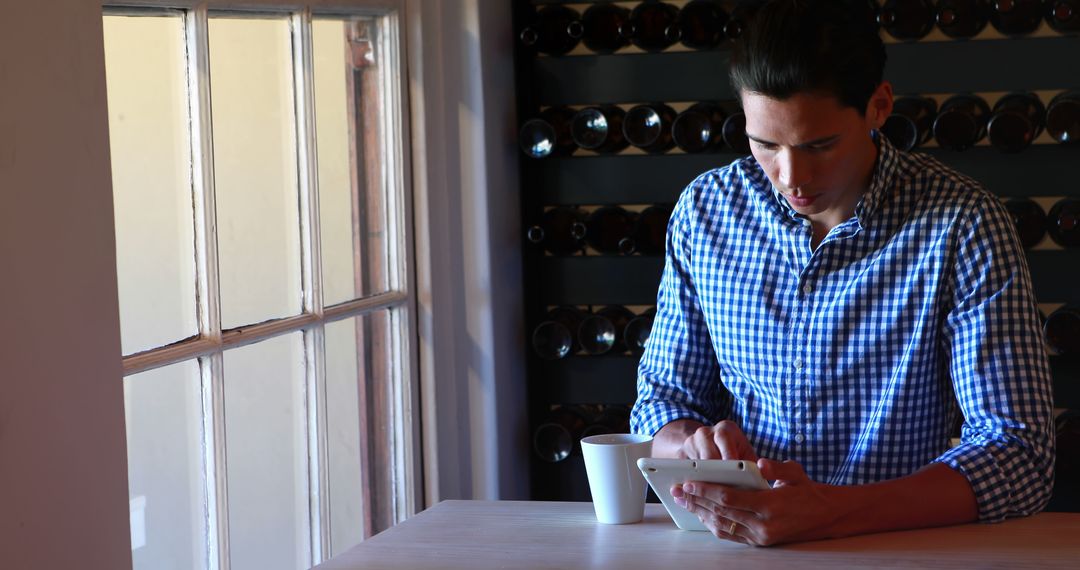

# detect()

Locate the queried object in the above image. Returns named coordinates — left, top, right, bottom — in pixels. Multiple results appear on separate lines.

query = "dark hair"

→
left=729, top=0, right=886, bottom=112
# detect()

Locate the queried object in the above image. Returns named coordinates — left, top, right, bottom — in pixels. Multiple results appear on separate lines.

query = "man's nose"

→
left=778, top=149, right=812, bottom=190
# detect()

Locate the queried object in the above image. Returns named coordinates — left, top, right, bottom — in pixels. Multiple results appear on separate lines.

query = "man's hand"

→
left=672, top=458, right=836, bottom=546
left=679, top=420, right=759, bottom=461
left=651, top=419, right=760, bottom=460
left=672, top=459, right=980, bottom=546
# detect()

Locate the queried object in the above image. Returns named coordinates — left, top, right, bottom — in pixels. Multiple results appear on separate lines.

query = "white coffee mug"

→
left=580, top=433, right=653, bottom=524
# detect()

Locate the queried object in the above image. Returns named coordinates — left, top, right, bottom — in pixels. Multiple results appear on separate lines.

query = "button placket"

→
left=795, top=268, right=815, bottom=448
left=789, top=226, right=817, bottom=452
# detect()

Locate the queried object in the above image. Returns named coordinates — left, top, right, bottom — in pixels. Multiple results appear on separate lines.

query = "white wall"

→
left=409, top=0, right=529, bottom=503
left=0, top=1, right=133, bottom=568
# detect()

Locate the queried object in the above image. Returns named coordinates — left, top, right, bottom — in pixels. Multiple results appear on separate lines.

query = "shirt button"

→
left=803, top=283, right=813, bottom=294
left=793, top=358, right=804, bottom=370
left=794, top=433, right=805, bottom=443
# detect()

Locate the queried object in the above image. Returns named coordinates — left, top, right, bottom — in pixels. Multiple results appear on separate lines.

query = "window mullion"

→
left=188, top=6, right=229, bottom=570
left=380, top=13, right=407, bottom=296
left=292, top=8, right=331, bottom=565
left=188, top=1, right=222, bottom=346
left=304, top=324, right=330, bottom=564
left=377, top=10, right=420, bottom=524
left=200, top=353, right=229, bottom=570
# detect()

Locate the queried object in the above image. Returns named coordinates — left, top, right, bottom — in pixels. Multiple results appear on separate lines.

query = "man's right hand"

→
left=652, top=419, right=758, bottom=461
left=681, top=420, right=759, bottom=461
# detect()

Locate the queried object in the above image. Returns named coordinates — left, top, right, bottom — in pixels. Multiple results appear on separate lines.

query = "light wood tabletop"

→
left=314, top=500, right=1080, bottom=569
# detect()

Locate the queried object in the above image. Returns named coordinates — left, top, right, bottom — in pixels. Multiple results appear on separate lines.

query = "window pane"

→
left=313, top=17, right=393, bottom=305
left=210, top=17, right=303, bottom=328
left=223, top=333, right=309, bottom=570
left=325, top=309, right=397, bottom=551
left=104, top=13, right=198, bottom=355
left=124, top=360, right=208, bottom=570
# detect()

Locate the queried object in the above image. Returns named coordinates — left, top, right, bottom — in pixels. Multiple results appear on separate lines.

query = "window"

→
left=103, top=3, right=417, bottom=569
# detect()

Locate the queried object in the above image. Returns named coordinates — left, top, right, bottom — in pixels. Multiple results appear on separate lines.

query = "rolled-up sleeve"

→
left=934, top=193, right=1055, bottom=522
left=631, top=177, right=728, bottom=437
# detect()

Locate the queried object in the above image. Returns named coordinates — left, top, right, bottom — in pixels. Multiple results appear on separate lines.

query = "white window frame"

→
left=105, top=1, right=420, bottom=567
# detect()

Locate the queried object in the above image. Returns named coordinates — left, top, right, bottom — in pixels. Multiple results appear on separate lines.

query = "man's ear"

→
left=866, top=81, right=894, bottom=129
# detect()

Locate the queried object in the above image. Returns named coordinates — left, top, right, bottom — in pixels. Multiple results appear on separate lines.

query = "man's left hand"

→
left=672, top=458, right=839, bottom=546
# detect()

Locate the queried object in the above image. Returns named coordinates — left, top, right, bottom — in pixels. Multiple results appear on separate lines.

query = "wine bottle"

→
left=620, top=1, right=681, bottom=52
left=721, top=111, right=751, bottom=153
left=989, top=0, right=1046, bottom=35
left=935, top=0, right=991, bottom=38
left=624, top=308, right=657, bottom=356
left=1047, top=0, right=1080, bottom=32
left=987, top=92, right=1045, bottom=153
left=571, top=105, right=628, bottom=154
left=1048, top=197, right=1080, bottom=247
left=531, top=306, right=586, bottom=359
left=526, top=206, right=586, bottom=255
left=623, top=103, right=677, bottom=153
left=672, top=102, right=726, bottom=153
left=1003, top=198, right=1048, bottom=249
left=578, top=305, right=636, bottom=355
left=533, top=406, right=588, bottom=462
left=1046, top=91, right=1080, bottom=144
left=932, top=94, right=991, bottom=151
left=519, top=106, right=576, bottom=159
left=581, top=2, right=631, bottom=54
left=723, top=1, right=758, bottom=40
left=676, top=0, right=728, bottom=49
left=879, top=0, right=936, bottom=40
left=519, top=5, right=584, bottom=56
left=881, top=96, right=938, bottom=151
left=862, top=0, right=885, bottom=29
left=582, top=206, right=637, bottom=255
left=1043, top=306, right=1080, bottom=355
left=632, top=204, right=674, bottom=255
left=582, top=405, right=632, bottom=438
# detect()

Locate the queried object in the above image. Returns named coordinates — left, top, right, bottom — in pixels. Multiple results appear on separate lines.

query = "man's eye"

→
left=754, top=141, right=777, bottom=151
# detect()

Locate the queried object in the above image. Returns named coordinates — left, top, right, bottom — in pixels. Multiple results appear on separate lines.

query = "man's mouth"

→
left=786, top=194, right=819, bottom=208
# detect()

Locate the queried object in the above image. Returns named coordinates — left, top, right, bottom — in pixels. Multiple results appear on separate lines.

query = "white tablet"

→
left=637, top=457, right=771, bottom=531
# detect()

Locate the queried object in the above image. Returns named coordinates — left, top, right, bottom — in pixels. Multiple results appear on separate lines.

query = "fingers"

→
left=712, top=420, right=749, bottom=461
left=682, top=481, right=763, bottom=515
left=678, top=490, right=754, bottom=544
left=680, top=421, right=761, bottom=461
left=682, top=427, right=723, bottom=459
left=757, top=458, right=809, bottom=484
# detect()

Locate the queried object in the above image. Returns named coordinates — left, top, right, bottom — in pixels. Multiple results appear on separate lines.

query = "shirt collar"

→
left=857, top=131, right=900, bottom=221
left=768, top=130, right=900, bottom=225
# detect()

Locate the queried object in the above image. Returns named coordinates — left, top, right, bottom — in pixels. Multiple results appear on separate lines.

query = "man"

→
left=630, top=0, right=1055, bottom=546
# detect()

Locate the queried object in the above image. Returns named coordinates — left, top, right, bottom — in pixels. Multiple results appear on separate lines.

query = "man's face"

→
left=741, top=86, right=891, bottom=229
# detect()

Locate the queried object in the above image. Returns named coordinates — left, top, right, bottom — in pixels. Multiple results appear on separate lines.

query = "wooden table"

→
left=315, top=500, right=1080, bottom=569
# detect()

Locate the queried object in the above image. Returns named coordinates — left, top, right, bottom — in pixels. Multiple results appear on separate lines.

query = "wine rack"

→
left=513, top=0, right=1080, bottom=508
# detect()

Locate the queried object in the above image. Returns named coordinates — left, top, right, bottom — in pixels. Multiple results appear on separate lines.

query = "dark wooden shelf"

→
left=539, top=255, right=664, bottom=306
left=533, top=36, right=1080, bottom=105
left=536, top=251, right=1080, bottom=306
left=1027, top=251, right=1080, bottom=305
left=526, top=145, right=1080, bottom=206
left=1052, top=356, right=1080, bottom=410
left=534, top=355, right=639, bottom=405
left=530, top=353, right=1080, bottom=409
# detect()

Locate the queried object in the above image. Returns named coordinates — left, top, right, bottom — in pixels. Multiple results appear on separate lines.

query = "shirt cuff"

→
left=933, top=442, right=1011, bottom=523
left=630, top=398, right=714, bottom=438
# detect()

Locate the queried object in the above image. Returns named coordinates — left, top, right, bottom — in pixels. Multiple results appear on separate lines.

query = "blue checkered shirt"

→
left=631, top=135, right=1055, bottom=522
